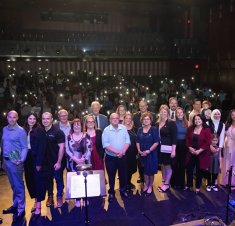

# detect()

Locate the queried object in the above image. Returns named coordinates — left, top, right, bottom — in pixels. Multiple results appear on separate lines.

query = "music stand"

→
left=66, top=165, right=106, bottom=226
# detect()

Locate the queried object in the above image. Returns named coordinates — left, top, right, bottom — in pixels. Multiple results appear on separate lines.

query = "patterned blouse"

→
left=65, top=132, right=92, bottom=171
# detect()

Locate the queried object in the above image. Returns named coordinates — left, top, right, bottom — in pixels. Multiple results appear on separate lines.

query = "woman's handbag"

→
left=160, top=145, right=172, bottom=153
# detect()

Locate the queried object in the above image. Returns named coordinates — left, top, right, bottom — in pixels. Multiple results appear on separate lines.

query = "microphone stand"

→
left=76, top=163, right=92, bottom=226
left=83, top=171, right=89, bottom=226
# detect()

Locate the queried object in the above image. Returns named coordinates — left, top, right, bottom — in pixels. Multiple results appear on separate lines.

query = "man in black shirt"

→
left=42, top=112, right=65, bottom=208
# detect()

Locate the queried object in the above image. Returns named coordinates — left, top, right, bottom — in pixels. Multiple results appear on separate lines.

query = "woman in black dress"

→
left=123, top=112, right=138, bottom=190
left=157, top=105, right=177, bottom=192
left=24, top=112, right=47, bottom=217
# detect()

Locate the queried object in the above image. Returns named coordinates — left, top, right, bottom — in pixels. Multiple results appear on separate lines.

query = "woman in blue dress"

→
left=136, top=112, right=160, bottom=196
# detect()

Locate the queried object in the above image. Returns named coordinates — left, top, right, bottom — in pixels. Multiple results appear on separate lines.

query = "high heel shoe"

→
left=141, top=187, right=148, bottom=194
left=32, top=207, right=41, bottom=220
left=158, top=184, right=170, bottom=193
left=145, top=187, right=153, bottom=196
left=31, top=203, right=36, bottom=213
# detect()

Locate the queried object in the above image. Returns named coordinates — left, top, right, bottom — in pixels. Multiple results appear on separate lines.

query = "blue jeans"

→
left=4, top=160, right=25, bottom=211
left=47, top=166, right=64, bottom=197
left=105, top=154, right=127, bottom=194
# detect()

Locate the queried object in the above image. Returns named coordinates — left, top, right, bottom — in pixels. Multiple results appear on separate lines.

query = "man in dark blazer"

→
left=133, top=100, right=157, bottom=129
left=133, top=100, right=157, bottom=183
left=85, top=101, right=109, bottom=131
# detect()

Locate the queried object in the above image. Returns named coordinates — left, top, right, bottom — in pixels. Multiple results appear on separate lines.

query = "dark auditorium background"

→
left=1, top=1, right=235, bottom=226
left=0, top=0, right=234, bottom=114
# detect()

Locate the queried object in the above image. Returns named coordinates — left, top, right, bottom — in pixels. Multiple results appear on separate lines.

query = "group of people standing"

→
left=1, top=98, right=235, bottom=223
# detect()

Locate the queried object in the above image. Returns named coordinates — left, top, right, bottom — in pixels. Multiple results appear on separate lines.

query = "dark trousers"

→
left=46, top=165, right=64, bottom=197
left=24, top=150, right=46, bottom=202
left=207, top=173, right=218, bottom=186
left=127, top=171, right=133, bottom=185
left=171, top=140, right=187, bottom=188
left=186, top=155, right=210, bottom=189
left=105, top=154, right=127, bottom=194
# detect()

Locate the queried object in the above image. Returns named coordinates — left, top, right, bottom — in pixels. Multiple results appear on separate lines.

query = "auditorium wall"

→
left=206, top=0, right=235, bottom=95
left=0, top=60, right=170, bottom=77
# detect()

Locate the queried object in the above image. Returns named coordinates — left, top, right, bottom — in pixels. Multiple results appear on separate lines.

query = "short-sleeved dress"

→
left=136, top=126, right=160, bottom=175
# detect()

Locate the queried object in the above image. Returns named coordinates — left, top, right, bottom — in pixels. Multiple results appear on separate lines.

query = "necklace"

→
left=72, top=133, right=84, bottom=142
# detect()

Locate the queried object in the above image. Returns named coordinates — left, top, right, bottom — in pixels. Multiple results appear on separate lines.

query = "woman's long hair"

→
left=192, top=114, right=207, bottom=129
left=225, top=109, right=235, bottom=130
left=176, top=107, right=189, bottom=128
left=24, top=112, right=40, bottom=133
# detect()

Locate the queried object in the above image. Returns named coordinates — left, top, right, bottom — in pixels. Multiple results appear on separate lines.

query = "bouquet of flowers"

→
left=8, top=149, right=21, bottom=162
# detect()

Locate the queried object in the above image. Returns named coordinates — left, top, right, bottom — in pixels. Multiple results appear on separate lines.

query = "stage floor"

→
left=0, top=169, right=233, bottom=226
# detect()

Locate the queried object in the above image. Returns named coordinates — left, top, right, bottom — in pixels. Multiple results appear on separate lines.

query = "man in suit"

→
left=88, top=101, right=109, bottom=131
left=169, top=97, right=178, bottom=121
left=133, top=100, right=157, bottom=183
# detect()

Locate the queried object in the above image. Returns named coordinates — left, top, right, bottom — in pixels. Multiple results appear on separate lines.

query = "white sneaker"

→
left=206, top=186, right=211, bottom=192
left=211, top=186, right=218, bottom=192
left=75, top=200, right=81, bottom=207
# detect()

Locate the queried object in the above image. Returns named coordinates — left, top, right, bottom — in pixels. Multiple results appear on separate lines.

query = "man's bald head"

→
left=7, top=110, right=18, bottom=126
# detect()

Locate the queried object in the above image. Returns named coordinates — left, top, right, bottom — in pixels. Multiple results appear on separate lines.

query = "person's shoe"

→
left=142, top=187, right=148, bottom=195
left=120, top=191, right=130, bottom=199
left=31, top=203, right=36, bottom=213
left=2, top=206, right=17, bottom=214
left=57, top=196, right=63, bottom=208
left=145, top=187, right=153, bottom=196
left=32, top=207, right=41, bottom=220
left=83, top=199, right=89, bottom=207
left=137, top=178, right=144, bottom=183
left=158, top=184, right=170, bottom=193
left=75, top=200, right=81, bottom=208
left=184, top=186, right=193, bottom=191
left=206, top=186, right=211, bottom=192
left=108, top=194, right=115, bottom=203
left=211, top=185, right=218, bottom=191
left=129, top=183, right=136, bottom=190
left=46, top=196, right=54, bottom=207
left=13, top=210, right=25, bottom=222
left=0, top=217, right=2, bottom=224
